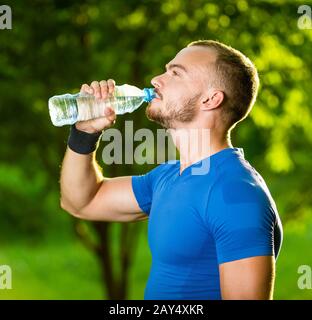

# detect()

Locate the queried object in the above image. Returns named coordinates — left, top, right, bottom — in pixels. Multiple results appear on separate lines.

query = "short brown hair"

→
left=187, top=40, right=259, bottom=129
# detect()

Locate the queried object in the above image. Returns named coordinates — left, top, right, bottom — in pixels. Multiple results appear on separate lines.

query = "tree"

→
left=0, top=0, right=311, bottom=298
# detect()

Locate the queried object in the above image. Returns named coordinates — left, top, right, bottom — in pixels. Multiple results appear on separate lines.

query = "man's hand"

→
left=75, top=79, right=117, bottom=134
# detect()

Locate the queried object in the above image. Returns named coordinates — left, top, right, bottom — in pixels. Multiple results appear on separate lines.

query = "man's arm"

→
left=219, top=256, right=275, bottom=300
left=60, top=79, right=147, bottom=223
left=60, top=147, right=147, bottom=223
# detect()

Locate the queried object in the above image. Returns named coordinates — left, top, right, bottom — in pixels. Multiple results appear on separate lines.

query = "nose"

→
left=151, top=74, right=162, bottom=89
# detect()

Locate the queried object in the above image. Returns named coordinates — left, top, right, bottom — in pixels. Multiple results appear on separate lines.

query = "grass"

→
left=0, top=217, right=311, bottom=300
left=274, top=216, right=312, bottom=299
left=0, top=240, right=103, bottom=299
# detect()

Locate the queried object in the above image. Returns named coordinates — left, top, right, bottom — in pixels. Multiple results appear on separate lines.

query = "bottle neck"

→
left=143, top=88, right=155, bottom=102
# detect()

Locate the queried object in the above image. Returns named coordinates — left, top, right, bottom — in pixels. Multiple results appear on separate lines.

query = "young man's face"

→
left=146, top=46, right=216, bottom=129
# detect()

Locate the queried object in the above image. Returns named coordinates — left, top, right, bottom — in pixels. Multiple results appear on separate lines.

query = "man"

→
left=60, top=40, right=283, bottom=300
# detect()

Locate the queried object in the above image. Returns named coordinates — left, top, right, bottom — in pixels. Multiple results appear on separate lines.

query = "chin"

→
left=146, top=110, right=172, bottom=129
left=145, top=104, right=157, bottom=120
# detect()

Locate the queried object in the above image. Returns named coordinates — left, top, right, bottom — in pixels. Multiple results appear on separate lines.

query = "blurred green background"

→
left=0, top=0, right=311, bottom=299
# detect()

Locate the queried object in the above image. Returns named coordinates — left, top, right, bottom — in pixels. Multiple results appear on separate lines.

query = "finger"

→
left=100, top=80, right=109, bottom=100
left=107, top=79, right=116, bottom=95
left=91, top=81, right=101, bottom=99
left=107, top=113, right=116, bottom=124
left=94, top=116, right=116, bottom=129
left=81, top=84, right=93, bottom=94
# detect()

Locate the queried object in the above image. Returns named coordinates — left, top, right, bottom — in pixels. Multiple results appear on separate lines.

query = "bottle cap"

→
left=143, top=88, right=156, bottom=102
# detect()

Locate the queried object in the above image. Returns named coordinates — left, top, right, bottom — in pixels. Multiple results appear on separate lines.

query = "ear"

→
left=200, top=90, right=224, bottom=111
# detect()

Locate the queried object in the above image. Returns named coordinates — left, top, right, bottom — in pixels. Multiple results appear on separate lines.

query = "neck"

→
left=169, top=127, right=232, bottom=174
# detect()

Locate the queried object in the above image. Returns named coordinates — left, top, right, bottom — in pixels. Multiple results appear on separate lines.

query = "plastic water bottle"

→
left=48, top=84, right=155, bottom=127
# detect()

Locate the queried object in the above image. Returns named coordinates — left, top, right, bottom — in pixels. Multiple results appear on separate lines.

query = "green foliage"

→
left=0, top=0, right=311, bottom=299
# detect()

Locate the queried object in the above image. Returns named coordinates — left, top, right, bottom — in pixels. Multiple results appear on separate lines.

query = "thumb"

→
left=104, top=106, right=114, bottom=116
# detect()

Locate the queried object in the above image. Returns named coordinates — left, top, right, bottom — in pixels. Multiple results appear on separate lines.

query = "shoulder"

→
left=133, top=159, right=179, bottom=187
left=205, top=157, right=277, bottom=227
left=214, top=153, right=274, bottom=205
left=147, top=159, right=179, bottom=177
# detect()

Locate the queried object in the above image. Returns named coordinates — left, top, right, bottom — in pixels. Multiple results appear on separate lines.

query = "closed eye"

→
left=165, top=63, right=187, bottom=76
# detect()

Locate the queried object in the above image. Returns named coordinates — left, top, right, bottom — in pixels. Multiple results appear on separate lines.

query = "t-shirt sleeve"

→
left=131, top=163, right=166, bottom=215
left=205, top=177, right=276, bottom=264
left=132, top=173, right=153, bottom=215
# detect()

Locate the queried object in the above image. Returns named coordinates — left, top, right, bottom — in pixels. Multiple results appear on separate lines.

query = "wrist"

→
left=67, top=124, right=102, bottom=154
left=75, top=123, right=101, bottom=134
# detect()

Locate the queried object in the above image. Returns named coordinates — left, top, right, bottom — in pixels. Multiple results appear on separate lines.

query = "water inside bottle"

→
left=49, top=94, right=79, bottom=126
left=75, top=94, right=146, bottom=121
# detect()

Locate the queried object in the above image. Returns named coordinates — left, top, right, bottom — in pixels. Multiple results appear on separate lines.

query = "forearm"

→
left=59, top=80, right=117, bottom=214
left=60, top=147, right=104, bottom=211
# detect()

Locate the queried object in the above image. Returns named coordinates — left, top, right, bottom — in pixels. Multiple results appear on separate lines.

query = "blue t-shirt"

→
left=131, top=148, right=283, bottom=300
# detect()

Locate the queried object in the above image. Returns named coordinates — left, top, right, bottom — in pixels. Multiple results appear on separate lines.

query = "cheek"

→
left=169, top=91, right=189, bottom=107
left=164, top=81, right=194, bottom=106
left=169, top=82, right=194, bottom=100
left=166, top=88, right=184, bottom=103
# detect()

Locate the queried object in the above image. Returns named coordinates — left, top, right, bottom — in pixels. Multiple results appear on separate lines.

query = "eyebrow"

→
left=165, top=63, right=188, bottom=73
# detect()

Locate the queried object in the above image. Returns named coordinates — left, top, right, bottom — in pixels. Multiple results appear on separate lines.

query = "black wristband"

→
left=67, top=124, right=102, bottom=154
